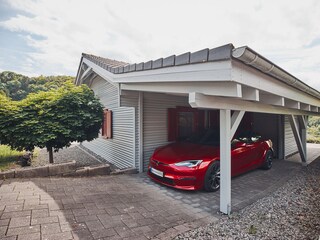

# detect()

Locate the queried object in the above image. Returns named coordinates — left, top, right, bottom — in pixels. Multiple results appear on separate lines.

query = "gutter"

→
left=232, top=46, right=320, bottom=99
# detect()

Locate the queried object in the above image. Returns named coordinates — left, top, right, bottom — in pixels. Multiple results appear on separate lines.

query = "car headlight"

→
left=174, top=160, right=202, bottom=168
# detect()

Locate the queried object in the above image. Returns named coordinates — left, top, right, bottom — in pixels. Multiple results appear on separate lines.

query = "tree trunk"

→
left=48, top=147, right=54, bottom=164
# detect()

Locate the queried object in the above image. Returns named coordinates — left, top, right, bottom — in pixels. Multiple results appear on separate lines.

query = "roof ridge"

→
left=82, top=43, right=234, bottom=74
left=82, top=53, right=129, bottom=68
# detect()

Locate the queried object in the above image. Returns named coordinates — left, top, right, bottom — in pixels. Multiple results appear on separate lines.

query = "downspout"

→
left=138, top=92, right=144, bottom=173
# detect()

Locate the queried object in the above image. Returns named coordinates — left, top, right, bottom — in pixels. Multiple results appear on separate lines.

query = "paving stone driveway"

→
left=0, top=159, right=302, bottom=240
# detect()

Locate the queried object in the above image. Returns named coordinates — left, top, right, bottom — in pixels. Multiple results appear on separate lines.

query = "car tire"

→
left=262, top=150, right=273, bottom=170
left=204, top=161, right=220, bottom=192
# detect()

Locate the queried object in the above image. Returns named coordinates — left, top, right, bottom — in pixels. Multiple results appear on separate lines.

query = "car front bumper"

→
left=147, top=160, right=204, bottom=190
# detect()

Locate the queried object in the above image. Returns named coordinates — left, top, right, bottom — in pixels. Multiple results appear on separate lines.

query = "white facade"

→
left=82, top=76, right=136, bottom=169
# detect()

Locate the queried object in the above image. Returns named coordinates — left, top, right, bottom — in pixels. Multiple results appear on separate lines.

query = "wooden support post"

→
left=220, top=109, right=231, bottom=215
left=298, top=115, right=307, bottom=164
left=288, top=115, right=307, bottom=164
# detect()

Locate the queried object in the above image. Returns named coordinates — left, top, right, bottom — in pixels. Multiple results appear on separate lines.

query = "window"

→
left=168, top=107, right=205, bottom=141
left=102, top=109, right=112, bottom=139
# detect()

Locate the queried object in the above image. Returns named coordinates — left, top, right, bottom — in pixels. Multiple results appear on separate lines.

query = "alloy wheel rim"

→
left=267, top=155, right=272, bottom=168
left=209, top=165, right=220, bottom=190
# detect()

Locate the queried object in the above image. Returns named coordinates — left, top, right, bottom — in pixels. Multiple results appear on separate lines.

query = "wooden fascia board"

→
left=75, top=57, right=84, bottom=85
left=83, top=58, right=115, bottom=82
left=112, top=60, right=232, bottom=83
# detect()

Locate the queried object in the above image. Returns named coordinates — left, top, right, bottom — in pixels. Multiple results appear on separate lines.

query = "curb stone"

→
left=110, top=168, right=138, bottom=175
left=0, top=161, right=111, bottom=179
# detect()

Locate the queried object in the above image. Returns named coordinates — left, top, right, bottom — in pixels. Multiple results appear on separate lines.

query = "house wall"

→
left=82, top=76, right=136, bottom=169
left=120, top=91, right=140, bottom=169
left=143, top=93, right=189, bottom=171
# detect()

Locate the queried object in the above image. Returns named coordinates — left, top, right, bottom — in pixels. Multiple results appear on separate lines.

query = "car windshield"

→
left=186, top=128, right=220, bottom=146
left=234, top=131, right=262, bottom=143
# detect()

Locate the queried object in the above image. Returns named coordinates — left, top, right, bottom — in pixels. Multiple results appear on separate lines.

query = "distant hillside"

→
left=0, top=71, right=75, bottom=100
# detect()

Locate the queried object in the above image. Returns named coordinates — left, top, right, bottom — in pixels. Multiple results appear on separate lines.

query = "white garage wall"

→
left=284, top=115, right=299, bottom=157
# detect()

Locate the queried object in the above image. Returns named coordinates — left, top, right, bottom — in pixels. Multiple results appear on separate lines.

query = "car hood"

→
left=152, top=142, right=219, bottom=164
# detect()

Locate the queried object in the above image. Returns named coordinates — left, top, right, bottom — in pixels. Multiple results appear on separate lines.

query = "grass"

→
left=0, top=145, right=23, bottom=172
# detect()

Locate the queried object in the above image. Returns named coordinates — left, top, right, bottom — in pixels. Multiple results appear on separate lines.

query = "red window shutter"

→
left=168, top=108, right=177, bottom=141
left=106, top=110, right=112, bottom=139
left=102, top=109, right=112, bottom=139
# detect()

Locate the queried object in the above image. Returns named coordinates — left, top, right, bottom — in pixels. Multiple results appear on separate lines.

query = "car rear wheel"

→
left=262, top=150, right=273, bottom=170
left=204, top=162, right=220, bottom=192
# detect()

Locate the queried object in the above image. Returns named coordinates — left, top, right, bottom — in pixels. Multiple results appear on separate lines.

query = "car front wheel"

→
left=204, top=161, right=220, bottom=192
left=262, top=150, right=273, bottom=170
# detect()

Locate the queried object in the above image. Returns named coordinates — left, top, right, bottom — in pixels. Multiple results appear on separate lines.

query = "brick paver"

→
left=0, top=159, right=304, bottom=239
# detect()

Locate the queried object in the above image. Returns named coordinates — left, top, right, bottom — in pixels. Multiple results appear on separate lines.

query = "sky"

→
left=0, top=0, right=320, bottom=90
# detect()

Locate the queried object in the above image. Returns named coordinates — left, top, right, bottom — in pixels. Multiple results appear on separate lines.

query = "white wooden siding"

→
left=83, top=107, right=135, bottom=169
left=143, top=93, right=189, bottom=171
left=120, top=91, right=140, bottom=169
left=285, top=115, right=298, bottom=157
left=83, top=77, right=136, bottom=169
left=91, top=76, right=119, bottom=109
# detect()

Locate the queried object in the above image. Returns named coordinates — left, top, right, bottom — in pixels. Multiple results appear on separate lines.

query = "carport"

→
left=76, top=44, right=320, bottom=215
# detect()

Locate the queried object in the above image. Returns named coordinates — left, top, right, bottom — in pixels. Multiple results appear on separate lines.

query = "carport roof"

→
left=80, top=44, right=320, bottom=100
left=77, top=43, right=320, bottom=116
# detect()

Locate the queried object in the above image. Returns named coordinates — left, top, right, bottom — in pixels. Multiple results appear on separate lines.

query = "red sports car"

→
left=148, top=129, right=273, bottom=192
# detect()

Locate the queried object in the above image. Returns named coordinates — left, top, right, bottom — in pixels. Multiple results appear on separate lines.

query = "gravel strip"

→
left=175, top=159, right=320, bottom=240
left=31, top=143, right=102, bottom=168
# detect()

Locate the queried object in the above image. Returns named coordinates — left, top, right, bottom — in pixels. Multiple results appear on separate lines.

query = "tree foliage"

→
left=0, top=82, right=103, bottom=163
left=0, top=71, right=74, bottom=100
left=307, top=116, right=320, bottom=143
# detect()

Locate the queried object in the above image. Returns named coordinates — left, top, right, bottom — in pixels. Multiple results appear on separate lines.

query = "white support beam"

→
left=300, top=103, right=311, bottom=111
left=241, top=86, right=259, bottom=101
left=230, top=110, right=245, bottom=140
left=288, top=115, right=307, bottom=164
left=81, top=62, right=88, bottom=71
left=311, top=106, right=318, bottom=112
left=80, top=67, right=93, bottom=83
left=220, top=109, right=231, bottom=215
left=189, top=92, right=319, bottom=116
left=298, top=115, right=307, bottom=163
left=88, top=73, right=98, bottom=88
left=260, top=93, right=285, bottom=106
left=285, top=99, right=300, bottom=109
left=121, top=82, right=242, bottom=98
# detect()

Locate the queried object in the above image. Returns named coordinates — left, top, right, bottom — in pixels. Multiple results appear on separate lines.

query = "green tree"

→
left=0, top=71, right=75, bottom=101
left=0, top=82, right=103, bottom=163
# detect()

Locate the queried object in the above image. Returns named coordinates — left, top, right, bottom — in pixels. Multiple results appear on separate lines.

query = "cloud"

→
left=0, top=0, right=319, bottom=90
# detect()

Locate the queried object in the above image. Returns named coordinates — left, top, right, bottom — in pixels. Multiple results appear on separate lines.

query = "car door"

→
left=231, top=139, right=259, bottom=175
